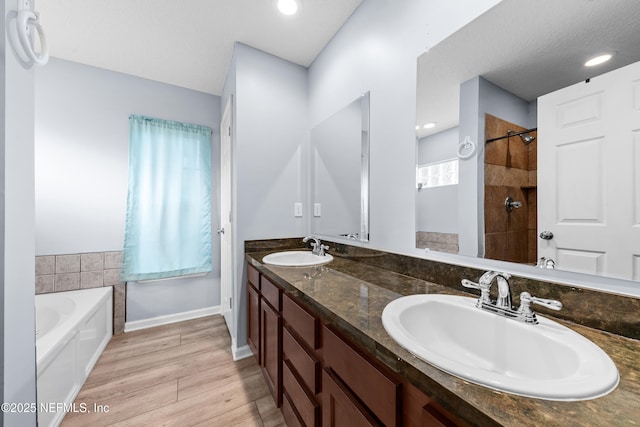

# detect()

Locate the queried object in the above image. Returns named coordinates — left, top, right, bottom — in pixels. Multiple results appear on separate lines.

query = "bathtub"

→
left=36, top=287, right=113, bottom=427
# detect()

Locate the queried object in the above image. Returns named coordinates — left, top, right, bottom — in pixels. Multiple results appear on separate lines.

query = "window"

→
left=417, top=159, right=459, bottom=189
left=121, top=115, right=213, bottom=282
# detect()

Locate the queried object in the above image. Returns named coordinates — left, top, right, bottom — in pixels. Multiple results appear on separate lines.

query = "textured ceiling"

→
left=417, top=0, right=640, bottom=138
left=38, top=0, right=362, bottom=95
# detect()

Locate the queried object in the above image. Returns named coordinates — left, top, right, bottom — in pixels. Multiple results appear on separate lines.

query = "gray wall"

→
left=35, top=58, right=221, bottom=321
left=417, top=126, right=459, bottom=233
left=2, top=0, right=37, bottom=424
left=222, top=43, right=309, bottom=354
left=308, top=0, right=502, bottom=256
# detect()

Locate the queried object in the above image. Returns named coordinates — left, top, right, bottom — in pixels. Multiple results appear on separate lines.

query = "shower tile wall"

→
left=484, top=114, right=537, bottom=264
left=35, top=251, right=126, bottom=334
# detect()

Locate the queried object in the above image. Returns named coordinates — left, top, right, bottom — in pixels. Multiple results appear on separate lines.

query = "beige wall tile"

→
left=114, top=316, right=125, bottom=335
left=81, top=252, right=104, bottom=272
left=35, top=256, right=55, bottom=275
left=81, top=271, right=104, bottom=289
left=104, top=268, right=123, bottom=286
left=55, top=272, right=80, bottom=291
left=104, top=251, right=122, bottom=269
left=114, top=284, right=126, bottom=318
left=56, top=254, right=80, bottom=273
left=36, top=275, right=54, bottom=294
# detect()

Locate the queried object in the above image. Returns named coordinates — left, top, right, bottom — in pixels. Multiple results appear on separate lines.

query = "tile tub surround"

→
left=246, top=244, right=640, bottom=427
left=36, top=251, right=126, bottom=334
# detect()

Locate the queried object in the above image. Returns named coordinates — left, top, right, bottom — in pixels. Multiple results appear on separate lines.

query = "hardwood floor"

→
left=61, top=315, right=285, bottom=427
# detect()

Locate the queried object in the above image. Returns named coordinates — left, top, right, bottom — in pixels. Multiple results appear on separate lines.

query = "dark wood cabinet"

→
left=247, top=264, right=261, bottom=363
left=246, top=264, right=282, bottom=407
left=322, top=368, right=381, bottom=427
left=247, top=283, right=260, bottom=362
left=246, top=261, right=465, bottom=427
left=282, top=294, right=322, bottom=427
left=403, top=374, right=465, bottom=427
left=261, top=297, right=282, bottom=406
left=323, top=325, right=401, bottom=427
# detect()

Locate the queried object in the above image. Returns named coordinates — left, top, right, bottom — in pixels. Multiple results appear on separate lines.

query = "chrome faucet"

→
left=461, top=270, right=562, bottom=324
left=302, top=235, right=329, bottom=256
left=481, top=271, right=512, bottom=309
left=517, top=292, right=563, bottom=324
left=536, top=257, right=556, bottom=269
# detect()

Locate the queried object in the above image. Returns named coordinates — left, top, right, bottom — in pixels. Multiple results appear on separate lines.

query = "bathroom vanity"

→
left=245, top=239, right=640, bottom=427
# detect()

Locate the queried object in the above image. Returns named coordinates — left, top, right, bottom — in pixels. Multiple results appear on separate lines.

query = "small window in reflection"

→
left=417, top=158, right=458, bottom=189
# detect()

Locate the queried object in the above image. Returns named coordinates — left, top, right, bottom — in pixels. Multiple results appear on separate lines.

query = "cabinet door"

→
left=247, top=284, right=260, bottom=362
left=322, top=368, right=382, bottom=427
left=261, top=301, right=282, bottom=407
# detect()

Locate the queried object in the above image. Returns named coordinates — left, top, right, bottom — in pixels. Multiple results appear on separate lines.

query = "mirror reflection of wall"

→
left=311, top=92, right=370, bottom=241
left=415, top=0, right=640, bottom=282
left=416, top=127, right=459, bottom=253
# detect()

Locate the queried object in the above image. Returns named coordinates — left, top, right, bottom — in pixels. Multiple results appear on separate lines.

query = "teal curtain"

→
left=121, top=115, right=213, bottom=282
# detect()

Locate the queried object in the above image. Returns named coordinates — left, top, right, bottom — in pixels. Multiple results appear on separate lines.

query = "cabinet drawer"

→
left=283, top=391, right=304, bottom=427
left=322, top=368, right=381, bottom=427
left=283, top=294, right=319, bottom=350
left=323, top=326, right=401, bottom=427
left=283, top=326, right=320, bottom=394
left=283, top=359, right=320, bottom=427
left=247, top=264, right=260, bottom=289
left=261, top=276, right=281, bottom=311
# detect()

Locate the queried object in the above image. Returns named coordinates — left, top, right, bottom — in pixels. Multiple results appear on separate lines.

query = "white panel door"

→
left=538, top=60, right=640, bottom=280
left=220, top=97, right=234, bottom=332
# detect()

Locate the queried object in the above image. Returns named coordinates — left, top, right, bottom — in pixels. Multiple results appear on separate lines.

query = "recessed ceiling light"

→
left=423, top=122, right=436, bottom=129
left=277, top=0, right=299, bottom=15
left=585, top=54, right=613, bottom=67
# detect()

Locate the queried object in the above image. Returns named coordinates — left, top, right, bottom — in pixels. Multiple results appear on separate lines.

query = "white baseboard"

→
left=232, top=344, right=253, bottom=361
left=124, top=305, right=221, bottom=332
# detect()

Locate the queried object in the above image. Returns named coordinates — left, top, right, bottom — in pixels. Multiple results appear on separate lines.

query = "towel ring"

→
left=457, top=136, right=476, bottom=159
left=17, top=9, right=49, bottom=66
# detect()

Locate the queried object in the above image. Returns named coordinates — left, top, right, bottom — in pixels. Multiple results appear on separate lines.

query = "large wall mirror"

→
left=311, top=92, right=370, bottom=242
left=416, top=0, right=640, bottom=286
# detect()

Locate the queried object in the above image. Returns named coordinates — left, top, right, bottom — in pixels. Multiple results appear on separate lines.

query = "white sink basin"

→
left=382, top=294, right=619, bottom=401
left=262, top=251, right=333, bottom=267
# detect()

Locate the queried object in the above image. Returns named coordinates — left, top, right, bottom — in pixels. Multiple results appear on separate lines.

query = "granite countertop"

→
left=247, top=251, right=640, bottom=427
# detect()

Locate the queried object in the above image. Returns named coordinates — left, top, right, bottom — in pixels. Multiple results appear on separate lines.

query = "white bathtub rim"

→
left=36, top=287, right=113, bottom=374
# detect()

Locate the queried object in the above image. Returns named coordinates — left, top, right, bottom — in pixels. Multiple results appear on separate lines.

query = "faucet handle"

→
left=461, top=279, right=491, bottom=305
left=517, top=292, right=563, bottom=324
left=318, top=244, right=329, bottom=256
left=519, top=292, right=563, bottom=311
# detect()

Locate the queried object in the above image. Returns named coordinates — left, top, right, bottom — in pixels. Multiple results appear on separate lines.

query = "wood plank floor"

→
left=61, top=315, right=286, bottom=427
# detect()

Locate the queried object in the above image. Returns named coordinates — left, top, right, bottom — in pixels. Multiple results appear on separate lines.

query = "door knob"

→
left=217, top=228, right=225, bottom=234
left=539, top=231, right=553, bottom=240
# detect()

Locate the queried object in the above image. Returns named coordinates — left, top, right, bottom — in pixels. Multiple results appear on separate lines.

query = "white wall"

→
left=308, top=0, right=502, bottom=256
left=35, top=58, right=221, bottom=321
left=2, top=0, right=37, bottom=424
left=222, top=43, right=309, bottom=352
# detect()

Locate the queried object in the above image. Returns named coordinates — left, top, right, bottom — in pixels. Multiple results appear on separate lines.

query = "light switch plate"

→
left=294, top=202, right=303, bottom=217
left=314, top=203, right=321, bottom=217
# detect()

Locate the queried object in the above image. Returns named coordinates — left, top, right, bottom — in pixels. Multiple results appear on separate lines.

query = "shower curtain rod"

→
left=485, top=127, right=537, bottom=144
